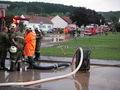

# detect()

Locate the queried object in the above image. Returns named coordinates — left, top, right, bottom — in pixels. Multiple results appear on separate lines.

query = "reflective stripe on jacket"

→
left=24, top=32, right=36, bottom=56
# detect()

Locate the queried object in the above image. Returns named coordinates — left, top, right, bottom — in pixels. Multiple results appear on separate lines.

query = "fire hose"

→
left=0, top=47, right=83, bottom=86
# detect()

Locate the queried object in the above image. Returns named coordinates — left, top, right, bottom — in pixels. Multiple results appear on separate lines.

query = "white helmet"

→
left=25, top=25, right=35, bottom=32
left=25, top=26, right=30, bottom=30
left=9, top=46, right=17, bottom=53
left=33, top=25, right=40, bottom=32
left=10, top=23, right=16, bottom=29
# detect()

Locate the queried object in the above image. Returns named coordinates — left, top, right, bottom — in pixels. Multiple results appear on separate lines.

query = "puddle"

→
left=41, top=34, right=76, bottom=47
left=43, top=34, right=74, bottom=43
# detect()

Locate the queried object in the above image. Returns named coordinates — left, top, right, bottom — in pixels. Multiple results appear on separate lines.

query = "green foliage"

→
left=70, top=7, right=105, bottom=27
left=4, top=11, right=14, bottom=27
left=110, top=15, right=118, bottom=22
left=99, top=11, right=120, bottom=22
left=113, top=22, right=120, bottom=32
left=0, top=1, right=75, bottom=16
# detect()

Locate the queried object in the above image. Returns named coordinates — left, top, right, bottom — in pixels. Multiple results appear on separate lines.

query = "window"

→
left=48, top=25, right=51, bottom=29
left=39, top=25, right=46, bottom=28
left=42, top=25, right=46, bottom=28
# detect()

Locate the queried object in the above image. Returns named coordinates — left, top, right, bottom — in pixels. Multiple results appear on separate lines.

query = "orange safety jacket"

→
left=24, top=32, right=36, bottom=56
left=63, top=29, right=68, bottom=34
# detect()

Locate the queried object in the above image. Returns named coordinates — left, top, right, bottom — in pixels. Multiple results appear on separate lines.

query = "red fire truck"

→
left=84, top=26, right=97, bottom=35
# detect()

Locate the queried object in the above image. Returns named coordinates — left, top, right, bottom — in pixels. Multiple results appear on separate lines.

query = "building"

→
left=21, top=15, right=76, bottom=32
left=21, top=15, right=53, bottom=32
left=49, top=15, right=76, bottom=29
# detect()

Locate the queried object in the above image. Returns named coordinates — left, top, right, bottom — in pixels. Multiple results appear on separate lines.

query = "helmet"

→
left=10, top=23, right=16, bottom=29
left=25, top=25, right=34, bottom=32
left=33, top=25, right=40, bottom=32
left=25, top=26, right=29, bottom=30
left=9, top=46, right=17, bottom=53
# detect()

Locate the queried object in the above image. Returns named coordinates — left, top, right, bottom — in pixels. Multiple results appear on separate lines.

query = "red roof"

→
left=61, top=16, right=73, bottom=24
left=23, top=15, right=73, bottom=24
left=23, top=15, right=52, bottom=24
left=48, top=16, right=55, bottom=20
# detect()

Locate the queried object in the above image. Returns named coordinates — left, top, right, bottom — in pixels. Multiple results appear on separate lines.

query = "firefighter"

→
left=8, top=23, right=24, bottom=71
left=24, top=26, right=36, bottom=69
left=63, top=28, right=68, bottom=34
left=0, top=27, right=9, bottom=70
left=33, top=25, right=44, bottom=60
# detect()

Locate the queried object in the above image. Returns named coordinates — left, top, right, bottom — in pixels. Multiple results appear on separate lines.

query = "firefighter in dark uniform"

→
left=8, top=23, right=24, bottom=71
left=0, top=27, right=9, bottom=70
left=33, top=25, right=44, bottom=60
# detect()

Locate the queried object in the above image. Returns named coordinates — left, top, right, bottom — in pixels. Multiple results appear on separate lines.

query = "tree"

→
left=113, top=22, right=120, bottom=32
left=70, top=7, right=105, bottom=27
left=110, top=15, right=118, bottom=23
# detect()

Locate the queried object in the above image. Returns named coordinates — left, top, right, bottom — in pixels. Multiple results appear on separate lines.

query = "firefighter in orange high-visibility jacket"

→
left=24, top=26, right=36, bottom=69
left=33, top=25, right=44, bottom=61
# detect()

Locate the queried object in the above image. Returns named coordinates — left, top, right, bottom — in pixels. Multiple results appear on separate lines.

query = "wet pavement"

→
left=0, top=58, right=120, bottom=90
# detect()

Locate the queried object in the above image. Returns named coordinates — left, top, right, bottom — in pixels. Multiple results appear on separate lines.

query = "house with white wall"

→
left=21, top=15, right=53, bottom=32
left=49, top=15, right=76, bottom=29
left=21, top=15, right=76, bottom=32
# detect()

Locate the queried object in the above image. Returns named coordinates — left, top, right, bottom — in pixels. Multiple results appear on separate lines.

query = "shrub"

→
left=114, top=22, right=120, bottom=32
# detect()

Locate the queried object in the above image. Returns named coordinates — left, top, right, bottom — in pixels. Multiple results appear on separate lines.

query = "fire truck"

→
left=84, top=26, right=97, bottom=35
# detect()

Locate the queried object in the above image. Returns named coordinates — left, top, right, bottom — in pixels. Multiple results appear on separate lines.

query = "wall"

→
left=51, top=15, right=68, bottom=29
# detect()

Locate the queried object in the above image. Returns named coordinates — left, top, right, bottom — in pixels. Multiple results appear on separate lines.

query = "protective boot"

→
left=17, top=61, right=21, bottom=71
left=27, top=57, right=34, bottom=69
left=0, top=62, right=3, bottom=70
left=1, top=62, right=8, bottom=71
left=9, top=61, right=16, bottom=71
left=34, top=52, right=40, bottom=61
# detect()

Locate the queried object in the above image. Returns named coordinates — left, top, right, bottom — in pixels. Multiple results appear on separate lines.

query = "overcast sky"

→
left=2, top=0, right=120, bottom=12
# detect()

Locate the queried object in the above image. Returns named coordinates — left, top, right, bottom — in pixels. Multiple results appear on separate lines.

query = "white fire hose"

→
left=0, top=47, right=83, bottom=86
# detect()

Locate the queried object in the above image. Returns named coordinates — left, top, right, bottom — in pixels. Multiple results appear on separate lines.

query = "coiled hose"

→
left=0, top=47, right=83, bottom=86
